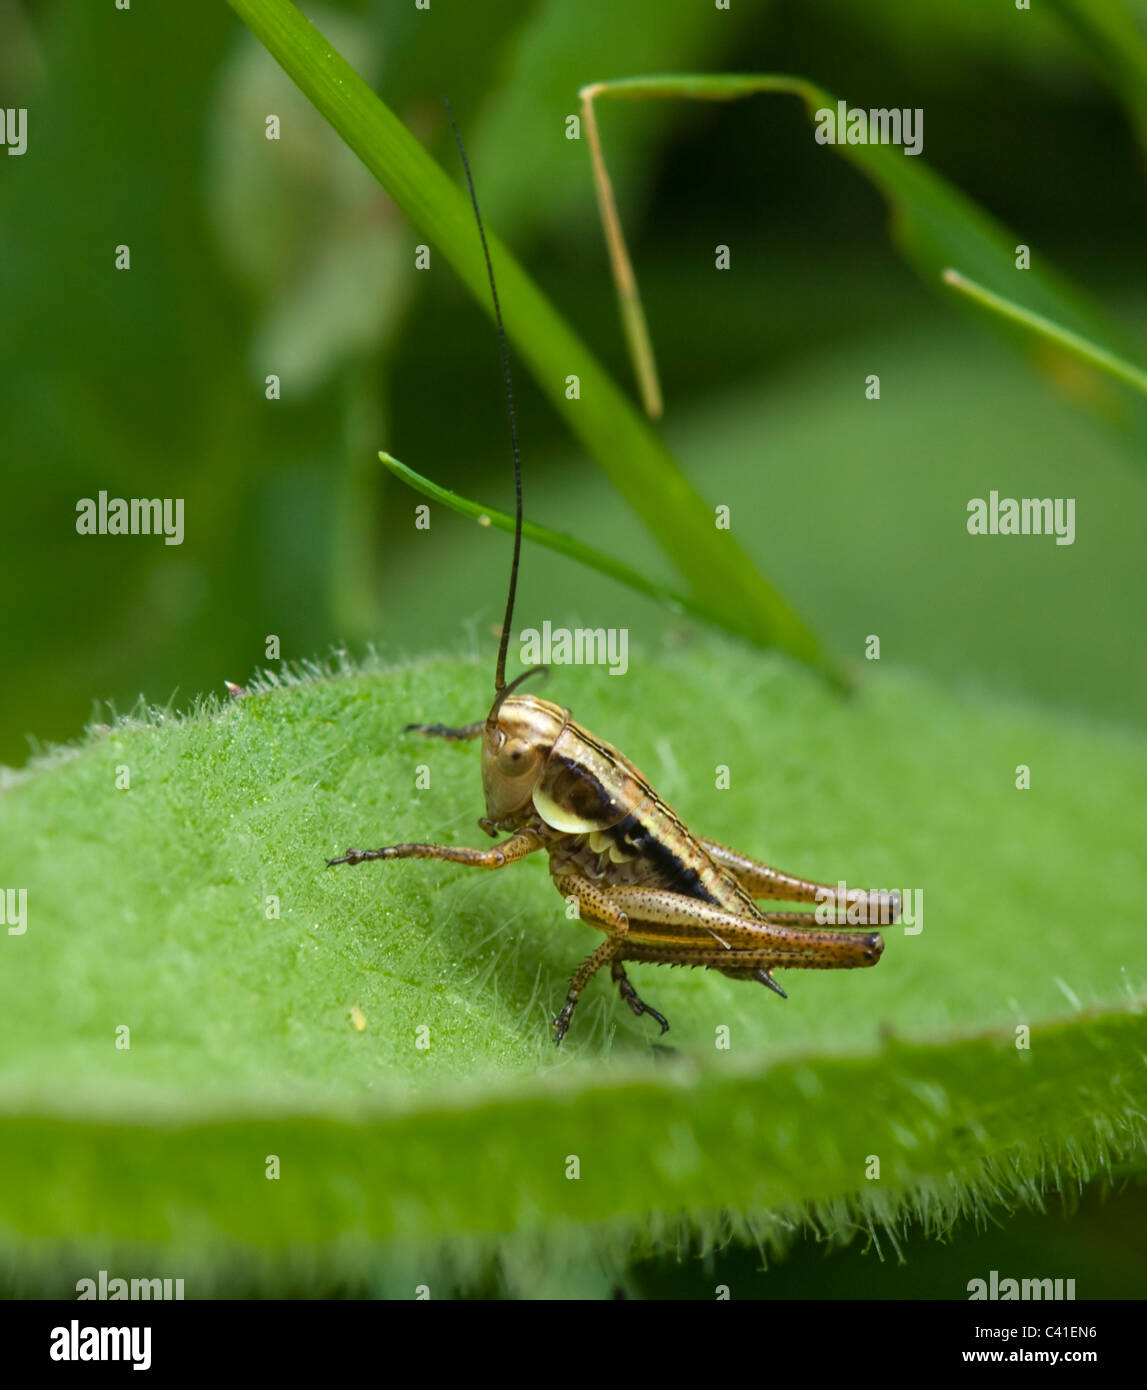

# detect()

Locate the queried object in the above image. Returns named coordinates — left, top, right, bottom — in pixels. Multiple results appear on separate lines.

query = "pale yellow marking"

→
left=534, top=783, right=600, bottom=834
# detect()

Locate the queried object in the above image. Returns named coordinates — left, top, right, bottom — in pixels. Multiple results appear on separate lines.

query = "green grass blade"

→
left=582, top=74, right=1147, bottom=441
left=379, top=451, right=714, bottom=626
left=1048, top=0, right=1147, bottom=153
left=222, top=0, right=840, bottom=683
left=942, top=268, right=1147, bottom=397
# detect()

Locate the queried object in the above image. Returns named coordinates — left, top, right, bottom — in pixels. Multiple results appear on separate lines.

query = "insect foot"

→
left=553, top=999, right=577, bottom=1046
left=326, top=846, right=396, bottom=868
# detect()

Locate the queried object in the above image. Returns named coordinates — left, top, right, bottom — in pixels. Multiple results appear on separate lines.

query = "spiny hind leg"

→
left=611, top=959, right=670, bottom=1034
left=619, top=927, right=883, bottom=1003
left=576, top=884, right=883, bottom=965
left=700, top=839, right=900, bottom=922
left=615, top=941, right=790, bottom=1000
left=725, top=912, right=888, bottom=994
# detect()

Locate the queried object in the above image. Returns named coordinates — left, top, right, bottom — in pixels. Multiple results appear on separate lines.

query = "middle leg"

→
left=552, top=870, right=633, bottom=1044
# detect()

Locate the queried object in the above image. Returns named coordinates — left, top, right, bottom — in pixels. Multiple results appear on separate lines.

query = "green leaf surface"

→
left=2, top=645, right=1144, bottom=1291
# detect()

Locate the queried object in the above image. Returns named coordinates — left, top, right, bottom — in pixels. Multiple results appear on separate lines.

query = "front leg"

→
left=402, top=719, right=484, bottom=741
left=327, top=826, right=542, bottom=869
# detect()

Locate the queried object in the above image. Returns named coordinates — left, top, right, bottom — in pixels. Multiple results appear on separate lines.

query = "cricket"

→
left=328, top=109, right=898, bottom=1045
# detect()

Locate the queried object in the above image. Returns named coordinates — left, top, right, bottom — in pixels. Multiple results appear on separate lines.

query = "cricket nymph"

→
left=327, top=107, right=896, bottom=1043
left=331, top=685, right=893, bottom=1043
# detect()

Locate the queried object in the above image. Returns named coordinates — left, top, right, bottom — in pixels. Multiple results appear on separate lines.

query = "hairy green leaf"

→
left=1, top=646, right=1143, bottom=1293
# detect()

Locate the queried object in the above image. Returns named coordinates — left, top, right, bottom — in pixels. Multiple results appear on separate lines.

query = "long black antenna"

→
left=445, top=98, right=521, bottom=697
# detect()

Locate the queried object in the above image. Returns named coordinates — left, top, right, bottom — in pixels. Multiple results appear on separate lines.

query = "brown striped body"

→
left=331, top=687, right=890, bottom=1040
left=483, top=694, right=886, bottom=976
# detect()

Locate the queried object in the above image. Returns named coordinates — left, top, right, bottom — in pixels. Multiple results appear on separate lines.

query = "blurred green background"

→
left=2, top=0, right=1145, bottom=1296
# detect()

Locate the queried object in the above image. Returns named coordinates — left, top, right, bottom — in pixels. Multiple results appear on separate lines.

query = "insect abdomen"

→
left=550, top=795, right=756, bottom=913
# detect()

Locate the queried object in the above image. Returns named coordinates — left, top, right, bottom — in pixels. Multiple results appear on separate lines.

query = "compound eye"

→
left=497, top=739, right=539, bottom=779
